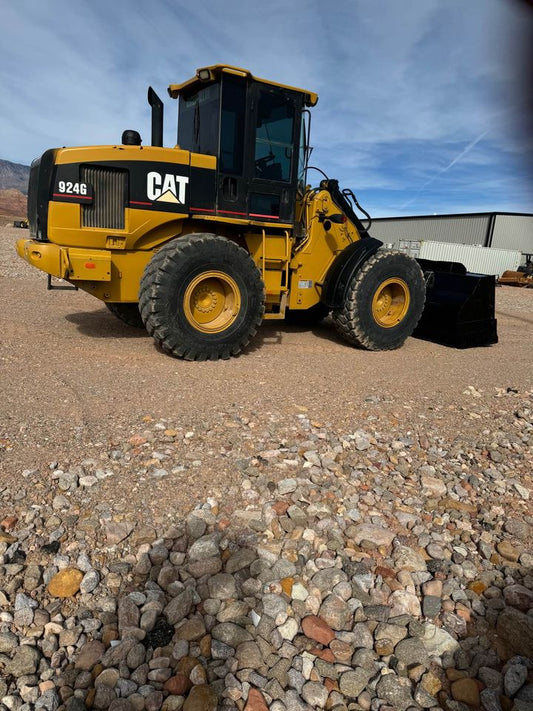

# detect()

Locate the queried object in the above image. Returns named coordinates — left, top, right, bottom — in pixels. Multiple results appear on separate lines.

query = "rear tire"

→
left=139, top=234, right=265, bottom=360
left=106, top=302, right=144, bottom=328
left=332, top=250, right=426, bottom=350
left=285, top=302, right=330, bottom=326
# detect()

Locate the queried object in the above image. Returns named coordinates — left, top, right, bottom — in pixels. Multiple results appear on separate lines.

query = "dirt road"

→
left=1, top=219, right=532, bottom=518
left=1, top=219, right=532, bottom=711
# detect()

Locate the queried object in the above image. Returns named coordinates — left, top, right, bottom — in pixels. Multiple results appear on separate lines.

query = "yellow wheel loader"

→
left=16, top=65, right=497, bottom=360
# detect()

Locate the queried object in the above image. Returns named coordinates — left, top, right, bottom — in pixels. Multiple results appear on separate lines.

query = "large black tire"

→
left=139, top=234, right=265, bottom=360
left=285, top=302, right=330, bottom=327
left=332, top=250, right=426, bottom=350
left=105, top=302, right=144, bottom=328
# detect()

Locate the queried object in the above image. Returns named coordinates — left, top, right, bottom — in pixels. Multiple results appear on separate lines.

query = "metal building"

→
left=370, top=212, right=533, bottom=260
left=491, top=214, right=533, bottom=252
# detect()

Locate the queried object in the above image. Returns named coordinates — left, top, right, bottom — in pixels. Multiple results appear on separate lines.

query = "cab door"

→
left=216, top=78, right=302, bottom=224
left=247, top=84, right=302, bottom=223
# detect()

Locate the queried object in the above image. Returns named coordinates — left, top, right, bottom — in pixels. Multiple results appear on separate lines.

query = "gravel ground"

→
left=1, top=219, right=532, bottom=711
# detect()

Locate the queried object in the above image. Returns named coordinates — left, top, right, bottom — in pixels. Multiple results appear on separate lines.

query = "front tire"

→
left=139, top=234, right=265, bottom=360
left=332, top=250, right=425, bottom=350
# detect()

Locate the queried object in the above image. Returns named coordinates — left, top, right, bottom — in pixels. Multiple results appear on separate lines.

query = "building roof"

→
left=372, top=211, right=533, bottom=221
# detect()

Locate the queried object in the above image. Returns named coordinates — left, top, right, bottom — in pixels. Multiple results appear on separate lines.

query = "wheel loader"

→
left=16, top=65, right=497, bottom=360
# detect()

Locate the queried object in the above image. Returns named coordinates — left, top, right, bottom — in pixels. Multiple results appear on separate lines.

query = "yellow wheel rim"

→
left=183, top=271, right=241, bottom=333
left=371, top=277, right=410, bottom=328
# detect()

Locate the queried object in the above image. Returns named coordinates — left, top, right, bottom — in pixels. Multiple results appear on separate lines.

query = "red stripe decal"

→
left=190, top=206, right=279, bottom=220
left=217, top=209, right=248, bottom=216
left=130, top=200, right=153, bottom=206
left=53, top=194, right=92, bottom=200
left=191, top=207, right=248, bottom=217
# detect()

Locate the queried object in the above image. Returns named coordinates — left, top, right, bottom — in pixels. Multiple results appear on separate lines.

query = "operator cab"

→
left=168, top=65, right=317, bottom=223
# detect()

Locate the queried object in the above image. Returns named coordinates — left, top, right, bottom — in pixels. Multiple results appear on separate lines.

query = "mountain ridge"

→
left=0, top=158, right=30, bottom=194
left=0, top=159, right=30, bottom=216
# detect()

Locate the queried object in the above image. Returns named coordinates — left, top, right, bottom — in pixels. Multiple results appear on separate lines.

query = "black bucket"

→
left=414, top=259, right=498, bottom=348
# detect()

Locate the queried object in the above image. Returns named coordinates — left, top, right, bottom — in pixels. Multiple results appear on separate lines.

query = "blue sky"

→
left=1, top=0, right=532, bottom=217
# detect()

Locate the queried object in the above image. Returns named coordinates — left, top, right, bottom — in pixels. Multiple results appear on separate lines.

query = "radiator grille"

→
left=81, top=166, right=126, bottom=229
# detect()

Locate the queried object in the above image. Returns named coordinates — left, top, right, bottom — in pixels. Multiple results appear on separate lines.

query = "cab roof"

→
left=168, top=64, right=318, bottom=107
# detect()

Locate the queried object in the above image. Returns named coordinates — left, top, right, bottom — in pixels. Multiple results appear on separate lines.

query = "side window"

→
left=254, top=90, right=295, bottom=182
left=178, top=84, right=220, bottom=156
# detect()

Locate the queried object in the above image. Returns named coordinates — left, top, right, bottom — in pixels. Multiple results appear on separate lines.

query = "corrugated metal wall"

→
left=491, top=215, right=533, bottom=253
left=371, top=215, right=490, bottom=247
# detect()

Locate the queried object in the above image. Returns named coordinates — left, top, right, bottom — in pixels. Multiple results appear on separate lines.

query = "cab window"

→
left=178, top=83, right=220, bottom=157
left=254, top=90, right=295, bottom=182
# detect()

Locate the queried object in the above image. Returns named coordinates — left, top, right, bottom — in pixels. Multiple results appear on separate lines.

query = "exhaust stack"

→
left=148, top=87, right=164, bottom=147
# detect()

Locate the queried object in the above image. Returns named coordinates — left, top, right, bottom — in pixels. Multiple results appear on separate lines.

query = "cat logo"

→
left=147, top=171, right=189, bottom=204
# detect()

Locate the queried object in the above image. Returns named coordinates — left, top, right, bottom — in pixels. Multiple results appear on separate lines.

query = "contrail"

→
left=437, top=129, right=490, bottom=176
left=400, top=129, right=490, bottom=210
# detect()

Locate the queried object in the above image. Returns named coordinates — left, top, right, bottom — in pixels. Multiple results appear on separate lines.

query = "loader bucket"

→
left=413, top=259, right=498, bottom=348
